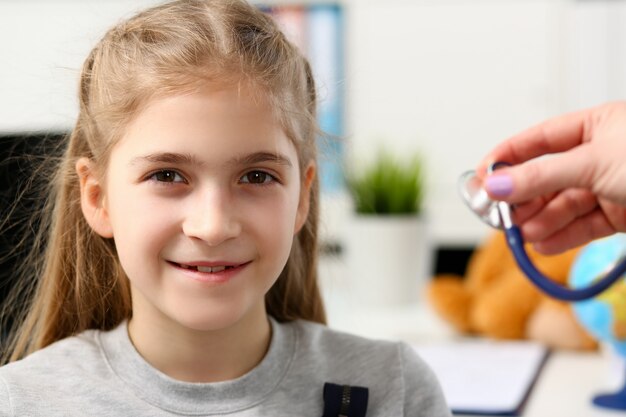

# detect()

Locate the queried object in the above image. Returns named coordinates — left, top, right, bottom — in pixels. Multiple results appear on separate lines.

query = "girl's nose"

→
left=182, top=189, right=241, bottom=246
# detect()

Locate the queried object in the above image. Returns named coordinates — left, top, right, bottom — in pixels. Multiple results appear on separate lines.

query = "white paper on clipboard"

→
left=414, top=339, right=549, bottom=415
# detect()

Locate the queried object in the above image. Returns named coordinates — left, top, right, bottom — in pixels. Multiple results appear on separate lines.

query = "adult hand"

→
left=477, top=101, right=626, bottom=254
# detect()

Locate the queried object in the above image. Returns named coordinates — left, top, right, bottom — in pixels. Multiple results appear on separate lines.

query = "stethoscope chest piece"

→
left=458, top=170, right=504, bottom=229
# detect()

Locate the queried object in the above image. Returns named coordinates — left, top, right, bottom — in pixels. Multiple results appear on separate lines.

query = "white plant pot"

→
left=345, top=214, right=432, bottom=308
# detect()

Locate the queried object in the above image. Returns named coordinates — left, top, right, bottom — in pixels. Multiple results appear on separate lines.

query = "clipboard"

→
left=414, top=339, right=549, bottom=415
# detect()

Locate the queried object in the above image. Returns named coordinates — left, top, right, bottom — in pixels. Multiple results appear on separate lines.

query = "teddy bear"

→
left=427, top=231, right=598, bottom=350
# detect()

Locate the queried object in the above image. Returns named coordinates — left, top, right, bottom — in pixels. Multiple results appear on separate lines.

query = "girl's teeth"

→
left=196, top=265, right=228, bottom=273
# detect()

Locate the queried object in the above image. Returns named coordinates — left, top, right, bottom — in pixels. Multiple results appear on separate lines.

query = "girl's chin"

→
left=162, top=303, right=267, bottom=334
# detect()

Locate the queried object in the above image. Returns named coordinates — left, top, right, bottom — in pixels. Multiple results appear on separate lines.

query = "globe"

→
left=570, top=234, right=626, bottom=410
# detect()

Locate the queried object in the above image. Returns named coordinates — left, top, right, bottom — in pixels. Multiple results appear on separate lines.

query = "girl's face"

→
left=96, top=85, right=313, bottom=332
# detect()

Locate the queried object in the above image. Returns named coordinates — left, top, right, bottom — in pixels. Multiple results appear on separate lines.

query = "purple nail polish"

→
left=485, top=174, right=513, bottom=197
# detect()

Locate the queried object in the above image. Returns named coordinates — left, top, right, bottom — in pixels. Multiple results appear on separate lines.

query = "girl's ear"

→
left=76, top=157, right=113, bottom=238
left=295, top=162, right=316, bottom=234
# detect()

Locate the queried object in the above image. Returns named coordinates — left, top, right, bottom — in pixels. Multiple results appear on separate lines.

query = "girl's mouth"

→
left=167, top=261, right=250, bottom=283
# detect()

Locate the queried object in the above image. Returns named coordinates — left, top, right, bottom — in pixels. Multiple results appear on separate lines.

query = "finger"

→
left=477, top=107, right=592, bottom=175
left=520, top=189, right=598, bottom=242
left=599, top=201, right=626, bottom=233
left=484, top=143, right=595, bottom=204
left=531, top=209, right=615, bottom=255
left=510, top=195, right=551, bottom=224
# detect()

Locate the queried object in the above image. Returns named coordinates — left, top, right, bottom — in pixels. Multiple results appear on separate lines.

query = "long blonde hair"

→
left=2, top=0, right=325, bottom=364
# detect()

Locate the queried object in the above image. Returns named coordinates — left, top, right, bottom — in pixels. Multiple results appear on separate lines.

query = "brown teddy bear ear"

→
left=427, top=275, right=474, bottom=333
left=465, top=232, right=516, bottom=293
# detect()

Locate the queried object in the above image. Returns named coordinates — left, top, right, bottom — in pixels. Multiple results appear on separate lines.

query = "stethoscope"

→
left=459, top=162, right=626, bottom=301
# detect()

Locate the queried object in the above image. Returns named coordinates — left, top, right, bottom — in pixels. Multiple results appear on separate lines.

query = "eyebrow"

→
left=129, top=152, right=197, bottom=166
left=234, top=151, right=293, bottom=167
left=129, top=151, right=293, bottom=168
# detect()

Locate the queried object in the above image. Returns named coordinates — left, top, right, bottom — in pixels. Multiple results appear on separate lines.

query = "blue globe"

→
left=570, top=234, right=626, bottom=409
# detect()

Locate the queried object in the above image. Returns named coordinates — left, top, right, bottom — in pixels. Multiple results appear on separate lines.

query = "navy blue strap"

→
left=322, top=382, right=368, bottom=417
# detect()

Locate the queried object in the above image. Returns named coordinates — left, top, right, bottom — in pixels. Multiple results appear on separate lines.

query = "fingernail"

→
left=485, top=174, right=513, bottom=197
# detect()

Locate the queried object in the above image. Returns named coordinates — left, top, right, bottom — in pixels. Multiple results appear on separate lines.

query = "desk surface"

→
left=521, top=350, right=623, bottom=417
left=319, top=256, right=625, bottom=417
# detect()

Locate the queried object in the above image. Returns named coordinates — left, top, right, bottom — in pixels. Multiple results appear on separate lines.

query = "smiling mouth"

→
left=169, top=262, right=245, bottom=273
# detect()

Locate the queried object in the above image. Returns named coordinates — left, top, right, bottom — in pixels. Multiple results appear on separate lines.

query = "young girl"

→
left=0, top=1, right=450, bottom=415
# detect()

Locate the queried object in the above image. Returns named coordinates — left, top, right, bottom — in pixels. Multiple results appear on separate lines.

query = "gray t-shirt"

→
left=0, top=318, right=451, bottom=416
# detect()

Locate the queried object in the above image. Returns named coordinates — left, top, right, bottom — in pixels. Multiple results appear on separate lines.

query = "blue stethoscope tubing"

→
left=504, top=223, right=626, bottom=301
left=461, top=162, right=626, bottom=302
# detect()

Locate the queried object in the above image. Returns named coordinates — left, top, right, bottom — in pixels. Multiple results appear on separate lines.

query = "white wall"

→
left=0, top=0, right=162, bottom=132
left=562, top=1, right=626, bottom=110
left=344, top=0, right=567, bottom=245
left=2, top=0, right=626, bottom=246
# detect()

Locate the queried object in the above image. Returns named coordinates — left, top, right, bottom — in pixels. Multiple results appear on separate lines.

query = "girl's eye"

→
left=240, top=171, right=276, bottom=185
left=148, top=170, right=186, bottom=183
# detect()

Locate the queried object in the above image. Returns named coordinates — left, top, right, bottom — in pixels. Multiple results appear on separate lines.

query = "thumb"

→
left=484, top=144, right=594, bottom=203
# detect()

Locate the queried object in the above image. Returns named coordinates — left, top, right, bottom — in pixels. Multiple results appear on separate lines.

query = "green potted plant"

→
left=344, top=151, right=431, bottom=307
left=347, top=152, right=425, bottom=216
